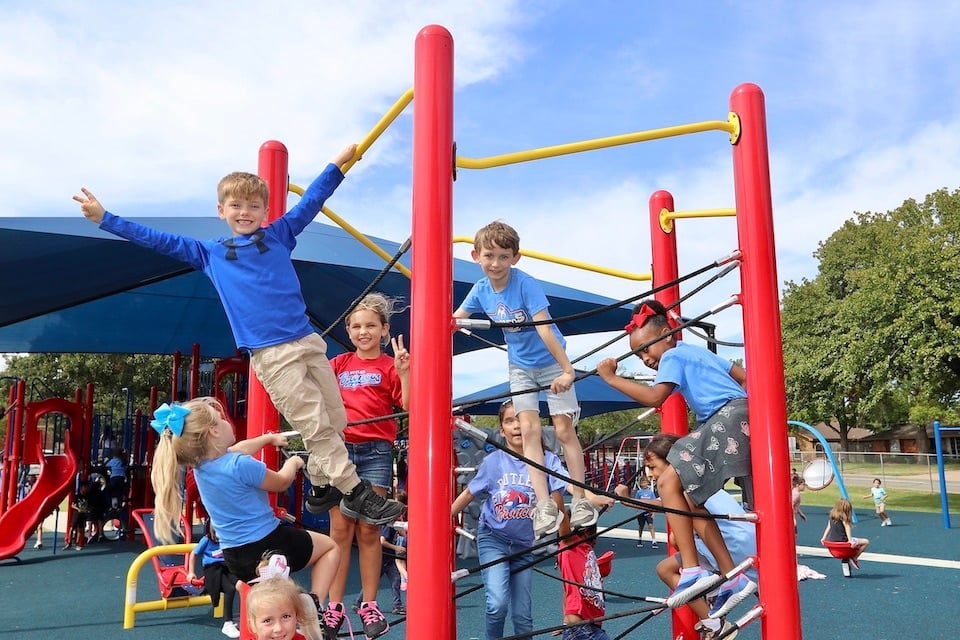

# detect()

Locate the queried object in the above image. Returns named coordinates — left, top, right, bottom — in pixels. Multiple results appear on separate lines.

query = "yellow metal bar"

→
left=453, top=236, right=651, bottom=281
left=659, top=207, right=737, bottom=233
left=288, top=183, right=412, bottom=278
left=341, top=88, right=414, bottom=175
left=124, top=543, right=213, bottom=629
left=455, top=116, right=739, bottom=170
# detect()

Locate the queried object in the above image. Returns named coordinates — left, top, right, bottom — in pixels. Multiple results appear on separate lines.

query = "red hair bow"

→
left=624, top=302, right=679, bottom=334
left=624, top=303, right=658, bottom=334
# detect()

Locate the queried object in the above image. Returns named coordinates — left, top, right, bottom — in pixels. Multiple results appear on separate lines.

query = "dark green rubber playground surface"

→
left=1, top=504, right=957, bottom=639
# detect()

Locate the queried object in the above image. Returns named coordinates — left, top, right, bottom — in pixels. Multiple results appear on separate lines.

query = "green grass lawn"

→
left=796, top=483, right=960, bottom=513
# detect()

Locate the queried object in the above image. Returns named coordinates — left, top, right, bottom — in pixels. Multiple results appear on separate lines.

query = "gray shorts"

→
left=508, top=362, right=580, bottom=419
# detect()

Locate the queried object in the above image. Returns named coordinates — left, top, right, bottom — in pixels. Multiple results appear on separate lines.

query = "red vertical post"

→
left=649, top=190, right=698, bottom=638
left=143, top=386, right=158, bottom=509
left=190, top=343, right=201, bottom=400
left=730, top=83, right=800, bottom=639
left=410, top=24, right=455, bottom=640
left=248, top=142, right=288, bottom=475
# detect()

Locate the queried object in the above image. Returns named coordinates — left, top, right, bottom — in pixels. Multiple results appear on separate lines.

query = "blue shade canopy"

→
left=0, top=217, right=630, bottom=358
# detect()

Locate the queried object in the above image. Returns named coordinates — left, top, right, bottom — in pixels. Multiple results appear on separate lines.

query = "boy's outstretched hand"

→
left=73, top=188, right=106, bottom=224
left=333, top=143, right=359, bottom=169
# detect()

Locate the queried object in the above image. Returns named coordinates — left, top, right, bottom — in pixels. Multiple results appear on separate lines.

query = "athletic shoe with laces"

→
left=322, top=601, right=346, bottom=640
left=637, top=541, right=644, bottom=548
left=884, top=518, right=892, bottom=526
left=708, top=574, right=758, bottom=619
left=651, top=542, right=659, bottom=549
left=531, top=499, right=563, bottom=538
left=339, top=480, right=404, bottom=525
left=220, top=620, right=241, bottom=638
left=569, top=496, right=599, bottom=529
left=697, top=619, right=738, bottom=640
left=306, top=484, right=343, bottom=515
left=357, top=601, right=389, bottom=639
left=666, top=568, right=723, bottom=608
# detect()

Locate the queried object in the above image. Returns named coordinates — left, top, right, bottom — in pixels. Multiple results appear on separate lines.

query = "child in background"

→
left=65, top=481, right=90, bottom=550
left=247, top=577, right=311, bottom=640
left=321, top=293, right=410, bottom=640
left=792, top=476, right=806, bottom=532
left=187, top=522, right=242, bottom=638
left=597, top=301, right=755, bottom=618
left=865, top=478, right=892, bottom=526
left=632, top=476, right=659, bottom=549
left=821, top=498, right=870, bottom=569
left=74, top=145, right=403, bottom=528
left=149, top=397, right=339, bottom=616
left=451, top=399, right=568, bottom=640
left=454, top=221, right=597, bottom=538
left=557, top=515, right=610, bottom=640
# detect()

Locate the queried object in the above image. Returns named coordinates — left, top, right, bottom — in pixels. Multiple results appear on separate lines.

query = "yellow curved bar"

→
left=453, top=236, right=651, bottom=282
left=124, top=543, right=214, bottom=629
left=659, top=207, right=737, bottom=233
left=288, top=183, right=412, bottom=278
left=455, top=118, right=738, bottom=170
left=341, top=88, right=414, bottom=175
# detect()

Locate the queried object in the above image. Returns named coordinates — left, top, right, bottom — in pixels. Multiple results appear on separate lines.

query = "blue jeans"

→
left=477, top=525, right=533, bottom=640
left=345, top=439, right=393, bottom=490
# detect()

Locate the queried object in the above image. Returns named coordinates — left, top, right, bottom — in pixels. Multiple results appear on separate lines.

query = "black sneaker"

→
left=321, top=601, right=346, bottom=640
left=339, top=480, right=404, bottom=525
left=306, top=484, right=343, bottom=515
left=357, top=601, right=389, bottom=638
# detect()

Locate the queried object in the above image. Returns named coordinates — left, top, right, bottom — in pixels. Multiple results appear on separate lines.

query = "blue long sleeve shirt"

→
left=99, top=164, right=344, bottom=351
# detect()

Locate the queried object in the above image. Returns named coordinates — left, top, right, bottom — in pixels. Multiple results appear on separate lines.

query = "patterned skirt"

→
left=666, top=397, right=751, bottom=507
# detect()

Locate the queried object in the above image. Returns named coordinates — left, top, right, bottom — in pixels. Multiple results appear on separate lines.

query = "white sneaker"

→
left=569, top=496, right=599, bottom=529
left=33, top=541, right=43, bottom=549
left=531, top=500, right=562, bottom=537
left=884, top=519, right=892, bottom=526
left=880, top=521, right=887, bottom=527
left=221, top=620, right=241, bottom=638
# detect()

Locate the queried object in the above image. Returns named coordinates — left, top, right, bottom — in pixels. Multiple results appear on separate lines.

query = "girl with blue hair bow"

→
left=150, top=397, right=338, bottom=620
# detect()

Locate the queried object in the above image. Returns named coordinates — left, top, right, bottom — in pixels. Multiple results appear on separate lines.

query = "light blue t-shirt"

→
left=634, top=487, right=657, bottom=516
left=870, top=486, right=887, bottom=504
left=655, top=342, right=746, bottom=422
left=193, top=452, right=278, bottom=549
left=459, top=268, right=566, bottom=369
left=468, top=448, right=568, bottom=546
left=695, top=490, right=757, bottom=580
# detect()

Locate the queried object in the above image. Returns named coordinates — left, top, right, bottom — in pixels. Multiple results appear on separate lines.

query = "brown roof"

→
left=795, top=420, right=873, bottom=443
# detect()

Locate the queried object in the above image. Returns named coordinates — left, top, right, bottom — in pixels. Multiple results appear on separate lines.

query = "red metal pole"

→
left=251, top=142, right=287, bottom=477
left=171, top=350, right=181, bottom=401
left=190, top=343, right=201, bottom=400
left=410, top=24, right=455, bottom=640
left=649, top=190, right=698, bottom=638
left=144, top=386, right=158, bottom=509
left=730, top=83, right=800, bottom=639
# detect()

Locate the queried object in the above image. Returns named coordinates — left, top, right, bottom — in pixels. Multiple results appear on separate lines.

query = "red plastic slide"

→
left=0, top=433, right=78, bottom=560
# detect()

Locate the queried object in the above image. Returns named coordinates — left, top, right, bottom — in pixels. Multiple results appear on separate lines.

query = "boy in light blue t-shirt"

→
left=454, top=221, right=598, bottom=539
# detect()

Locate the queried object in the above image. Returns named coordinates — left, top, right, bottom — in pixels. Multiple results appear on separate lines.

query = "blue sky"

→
left=4, top=1, right=960, bottom=397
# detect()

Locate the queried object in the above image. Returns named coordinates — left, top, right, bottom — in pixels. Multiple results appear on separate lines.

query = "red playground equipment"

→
left=822, top=540, right=860, bottom=578
left=405, top=25, right=798, bottom=640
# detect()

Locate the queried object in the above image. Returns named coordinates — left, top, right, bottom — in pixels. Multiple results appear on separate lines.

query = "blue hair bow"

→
left=150, top=403, right=191, bottom=437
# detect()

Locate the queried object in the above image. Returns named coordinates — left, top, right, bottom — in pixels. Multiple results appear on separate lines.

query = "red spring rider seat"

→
left=822, top=540, right=858, bottom=577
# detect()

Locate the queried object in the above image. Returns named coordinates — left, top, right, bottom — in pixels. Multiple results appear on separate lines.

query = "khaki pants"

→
left=251, top=333, right=359, bottom=492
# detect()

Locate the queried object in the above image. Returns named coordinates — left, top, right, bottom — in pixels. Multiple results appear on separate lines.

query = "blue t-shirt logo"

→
left=338, top=370, right=383, bottom=390
left=494, top=302, right=527, bottom=333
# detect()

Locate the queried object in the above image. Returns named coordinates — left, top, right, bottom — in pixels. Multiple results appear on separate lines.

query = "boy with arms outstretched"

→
left=454, top=221, right=598, bottom=538
left=73, top=144, right=402, bottom=527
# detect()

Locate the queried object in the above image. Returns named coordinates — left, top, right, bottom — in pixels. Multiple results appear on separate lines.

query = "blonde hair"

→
left=345, top=293, right=407, bottom=346
left=246, top=577, right=309, bottom=631
left=217, top=171, right=269, bottom=204
left=829, top=497, right=853, bottom=524
left=150, top=397, right=224, bottom=543
left=473, top=220, right=520, bottom=254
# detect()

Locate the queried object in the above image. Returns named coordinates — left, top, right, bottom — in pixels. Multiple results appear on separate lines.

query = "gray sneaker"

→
left=531, top=499, right=562, bottom=538
left=569, top=497, right=599, bottom=529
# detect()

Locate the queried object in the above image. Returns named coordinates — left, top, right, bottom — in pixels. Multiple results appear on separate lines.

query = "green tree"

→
left=0, top=352, right=173, bottom=421
left=782, top=188, right=960, bottom=444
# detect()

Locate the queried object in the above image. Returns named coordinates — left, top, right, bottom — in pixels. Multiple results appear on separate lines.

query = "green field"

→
left=795, top=483, right=960, bottom=513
